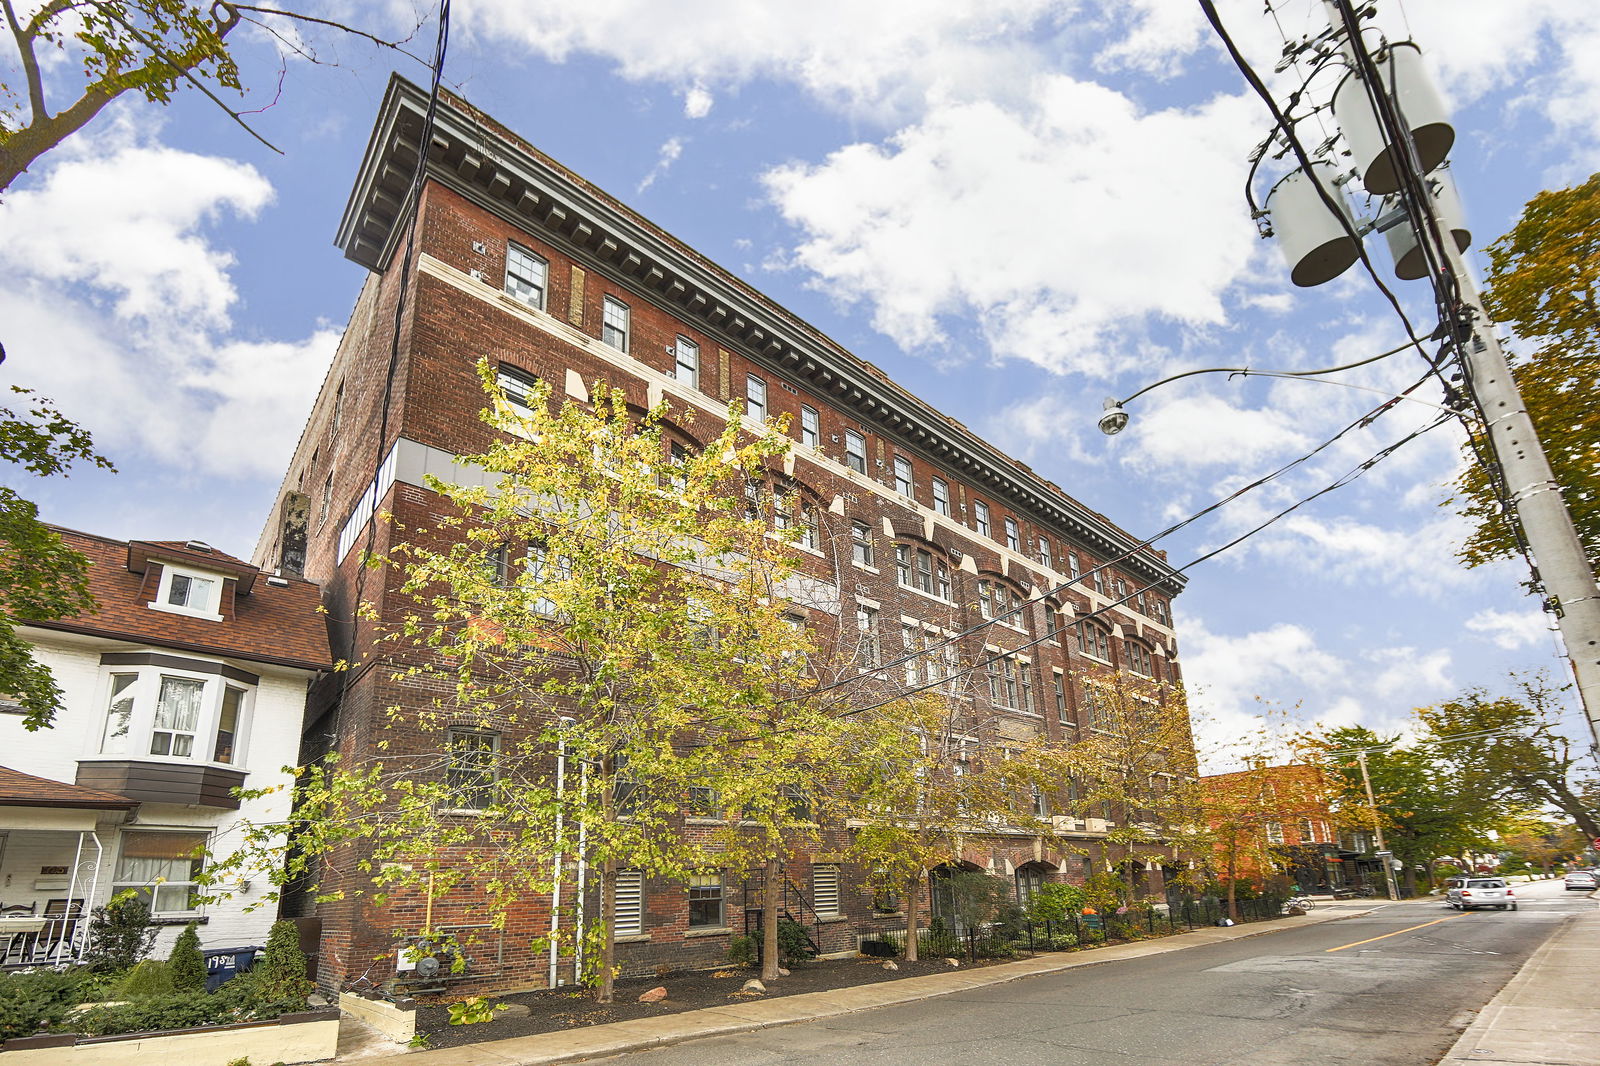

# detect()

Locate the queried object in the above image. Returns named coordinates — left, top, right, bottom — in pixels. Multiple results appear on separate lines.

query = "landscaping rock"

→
left=944, top=958, right=961, bottom=968
left=638, top=987, right=668, bottom=1003
left=881, top=961, right=898, bottom=971
left=777, top=967, right=791, bottom=977
left=498, top=1002, right=532, bottom=1017
left=740, top=979, right=766, bottom=993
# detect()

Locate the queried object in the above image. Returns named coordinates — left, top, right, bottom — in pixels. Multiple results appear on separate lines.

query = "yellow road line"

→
left=1324, top=914, right=1464, bottom=953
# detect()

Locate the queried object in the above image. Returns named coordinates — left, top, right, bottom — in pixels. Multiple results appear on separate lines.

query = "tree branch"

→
left=1, top=0, right=47, bottom=126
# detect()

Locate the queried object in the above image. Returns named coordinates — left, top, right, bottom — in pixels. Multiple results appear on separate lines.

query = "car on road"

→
left=1444, top=877, right=1517, bottom=910
left=1563, top=870, right=1598, bottom=891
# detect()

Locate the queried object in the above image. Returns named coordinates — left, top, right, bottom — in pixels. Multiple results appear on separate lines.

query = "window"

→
left=1083, top=688, right=1111, bottom=731
left=895, top=545, right=949, bottom=600
left=1038, top=538, right=1052, bottom=569
left=99, top=667, right=254, bottom=765
left=746, top=374, right=767, bottom=421
left=1016, top=864, right=1048, bottom=904
left=1124, top=641, right=1155, bottom=678
left=987, top=655, right=1021, bottom=710
left=1266, top=822, right=1285, bottom=845
left=872, top=877, right=901, bottom=915
left=811, top=864, right=841, bottom=917
left=931, top=477, right=950, bottom=516
left=687, top=873, right=724, bottom=927
left=674, top=335, right=699, bottom=387
left=893, top=455, right=913, bottom=496
left=978, top=581, right=1028, bottom=632
left=505, top=243, right=548, bottom=309
left=526, top=543, right=569, bottom=617
left=150, top=676, right=204, bottom=757
left=1004, top=517, right=1020, bottom=551
left=1068, top=552, right=1080, bottom=581
left=800, top=405, right=820, bottom=448
left=152, top=565, right=223, bottom=620
left=114, top=830, right=207, bottom=916
left=446, top=730, right=500, bottom=810
left=319, top=473, right=333, bottom=528
left=1052, top=671, right=1068, bottom=725
left=687, top=785, right=719, bottom=817
left=660, top=441, right=690, bottom=493
left=844, top=430, right=866, bottom=473
left=213, top=687, right=245, bottom=764
left=851, top=521, right=874, bottom=567
left=856, top=606, right=879, bottom=668
left=1299, top=819, right=1315, bottom=844
left=797, top=505, right=818, bottom=550
left=973, top=501, right=991, bottom=538
left=1078, top=622, right=1113, bottom=661
left=495, top=365, right=539, bottom=416
left=330, top=380, right=344, bottom=437
left=614, top=870, right=644, bottom=936
left=1030, top=788, right=1050, bottom=818
left=100, top=673, right=137, bottom=754
left=602, top=296, right=630, bottom=353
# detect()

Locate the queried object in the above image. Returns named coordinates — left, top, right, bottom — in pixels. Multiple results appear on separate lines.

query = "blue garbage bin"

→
left=203, top=945, right=262, bottom=992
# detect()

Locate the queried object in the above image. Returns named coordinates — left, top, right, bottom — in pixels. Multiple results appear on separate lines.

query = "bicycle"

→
left=1282, top=895, right=1316, bottom=914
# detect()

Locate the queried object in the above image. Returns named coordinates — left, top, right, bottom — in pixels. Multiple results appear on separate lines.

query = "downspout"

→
left=574, top=758, right=589, bottom=985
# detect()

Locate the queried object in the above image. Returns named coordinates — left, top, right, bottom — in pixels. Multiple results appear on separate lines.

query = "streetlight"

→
left=1096, top=356, right=1462, bottom=437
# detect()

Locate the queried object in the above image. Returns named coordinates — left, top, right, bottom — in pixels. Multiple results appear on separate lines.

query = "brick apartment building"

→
left=252, top=75, right=1190, bottom=994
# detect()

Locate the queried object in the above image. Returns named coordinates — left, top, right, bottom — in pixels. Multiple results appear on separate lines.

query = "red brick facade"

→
left=253, top=76, right=1191, bottom=995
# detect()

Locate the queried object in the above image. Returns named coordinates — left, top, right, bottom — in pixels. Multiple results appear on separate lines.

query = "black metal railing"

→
left=855, top=895, right=1288, bottom=963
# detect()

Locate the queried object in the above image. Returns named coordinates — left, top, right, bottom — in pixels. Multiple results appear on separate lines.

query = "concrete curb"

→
left=353, top=902, right=1383, bottom=1066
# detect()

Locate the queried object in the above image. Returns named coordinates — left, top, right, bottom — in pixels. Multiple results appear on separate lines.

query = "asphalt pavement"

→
left=343, top=878, right=1597, bottom=1066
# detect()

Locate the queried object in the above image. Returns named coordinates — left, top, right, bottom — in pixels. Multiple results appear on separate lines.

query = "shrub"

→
left=1026, top=883, right=1089, bottom=925
left=749, top=919, right=817, bottom=964
left=87, top=897, right=157, bottom=972
left=1044, top=933, right=1078, bottom=951
left=228, top=920, right=311, bottom=1012
left=725, top=936, right=757, bottom=966
left=73, top=991, right=239, bottom=1037
left=0, top=969, right=84, bottom=1039
left=115, top=959, right=174, bottom=999
left=168, top=923, right=206, bottom=992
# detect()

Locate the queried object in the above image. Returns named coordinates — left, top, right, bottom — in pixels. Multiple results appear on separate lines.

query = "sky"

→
left=3, top=0, right=1597, bottom=763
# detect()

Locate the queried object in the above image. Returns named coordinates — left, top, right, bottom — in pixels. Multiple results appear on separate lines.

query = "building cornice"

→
left=337, top=74, right=1186, bottom=595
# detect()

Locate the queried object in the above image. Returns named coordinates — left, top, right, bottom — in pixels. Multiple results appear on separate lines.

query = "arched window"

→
left=1124, top=640, right=1156, bottom=678
left=1077, top=621, right=1113, bottom=661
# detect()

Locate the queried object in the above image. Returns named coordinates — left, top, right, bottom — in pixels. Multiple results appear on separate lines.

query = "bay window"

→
left=93, top=662, right=255, bottom=768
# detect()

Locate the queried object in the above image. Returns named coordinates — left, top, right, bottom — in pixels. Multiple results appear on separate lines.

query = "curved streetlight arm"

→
left=1114, top=338, right=1424, bottom=408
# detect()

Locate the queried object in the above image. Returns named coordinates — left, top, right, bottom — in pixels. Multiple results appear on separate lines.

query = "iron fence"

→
left=855, top=895, right=1288, bottom=963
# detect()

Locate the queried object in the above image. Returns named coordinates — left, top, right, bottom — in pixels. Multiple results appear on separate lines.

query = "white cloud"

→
left=762, top=82, right=1262, bottom=374
left=0, top=135, right=272, bottom=324
left=683, top=84, right=714, bottom=119
left=0, top=115, right=336, bottom=481
left=1465, top=607, right=1552, bottom=651
left=1367, top=646, right=1453, bottom=700
left=1119, top=393, right=1313, bottom=472
left=462, top=0, right=1067, bottom=121
left=636, top=136, right=685, bottom=193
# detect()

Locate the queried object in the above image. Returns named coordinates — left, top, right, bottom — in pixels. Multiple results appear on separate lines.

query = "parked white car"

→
left=1444, top=877, right=1517, bottom=911
left=1563, top=870, right=1598, bottom=891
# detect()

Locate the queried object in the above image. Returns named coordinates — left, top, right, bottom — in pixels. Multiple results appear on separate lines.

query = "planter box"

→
left=1, top=1010, right=338, bottom=1065
left=338, top=992, right=417, bottom=1043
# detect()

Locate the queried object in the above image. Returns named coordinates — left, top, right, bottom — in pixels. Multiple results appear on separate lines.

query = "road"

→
left=594, top=879, right=1588, bottom=1066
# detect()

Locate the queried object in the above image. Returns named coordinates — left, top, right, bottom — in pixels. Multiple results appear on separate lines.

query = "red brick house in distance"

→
left=252, top=75, right=1191, bottom=995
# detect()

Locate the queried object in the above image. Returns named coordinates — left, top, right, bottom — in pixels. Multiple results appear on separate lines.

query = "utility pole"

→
left=1258, top=0, right=1600, bottom=752
left=1354, top=751, right=1398, bottom=900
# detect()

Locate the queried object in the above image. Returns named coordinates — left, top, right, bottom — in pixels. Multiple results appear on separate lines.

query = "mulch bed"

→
left=413, top=954, right=1012, bottom=1048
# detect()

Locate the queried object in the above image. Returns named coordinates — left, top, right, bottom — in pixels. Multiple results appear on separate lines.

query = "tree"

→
left=1451, top=173, right=1600, bottom=569
left=1496, top=812, right=1584, bottom=878
left=221, top=369, right=813, bottom=1005
left=0, top=383, right=114, bottom=729
left=166, top=922, right=205, bottom=991
left=1, top=1, right=243, bottom=191
left=2, top=1, right=419, bottom=191
left=1414, top=673, right=1600, bottom=841
left=1064, top=675, right=1206, bottom=903
left=1311, top=725, right=1493, bottom=896
left=1201, top=760, right=1335, bottom=920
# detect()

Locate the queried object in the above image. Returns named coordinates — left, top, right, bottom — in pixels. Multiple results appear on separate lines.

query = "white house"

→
left=0, top=529, right=329, bottom=965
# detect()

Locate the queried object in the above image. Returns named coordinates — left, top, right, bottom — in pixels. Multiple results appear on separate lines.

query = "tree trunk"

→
left=904, top=869, right=922, bottom=962
left=761, top=854, right=782, bottom=982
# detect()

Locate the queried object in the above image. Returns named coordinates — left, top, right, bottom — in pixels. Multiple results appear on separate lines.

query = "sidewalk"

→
left=1437, top=903, right=1600, bottom=1066
left=345, top=900, right=1382, bottom=1066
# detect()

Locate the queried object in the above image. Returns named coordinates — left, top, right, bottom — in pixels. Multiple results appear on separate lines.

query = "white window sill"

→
left=146, top=601, right=223, bottom=623
left=684, top=926, right=732, bottom=938
left=614, top=933, right=651, bottom=944
left=852, top=563, right=880, bottom=576
left=895, top=582, right=951, bottom=607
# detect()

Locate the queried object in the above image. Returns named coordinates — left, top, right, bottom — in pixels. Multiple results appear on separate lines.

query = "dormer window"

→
left=150, top=565, right=225, bottom=621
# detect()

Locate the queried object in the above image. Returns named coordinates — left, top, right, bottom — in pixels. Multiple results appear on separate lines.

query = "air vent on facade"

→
left=469, top=269, right=484, bottom=281
left=471, top=240, right=486, bottom=254
left=184, top=540, right=214, bottom=553
left=265, top=575, right=290, bottom=588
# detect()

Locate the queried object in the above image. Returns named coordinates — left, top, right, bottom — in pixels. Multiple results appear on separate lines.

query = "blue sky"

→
left=3, top=0, right=1596, bottom=758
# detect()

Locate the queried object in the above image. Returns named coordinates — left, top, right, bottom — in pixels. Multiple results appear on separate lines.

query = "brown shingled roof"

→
left=27, top=527, right=332, bottom=672
left=0, top=766, right=138, bottom=810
